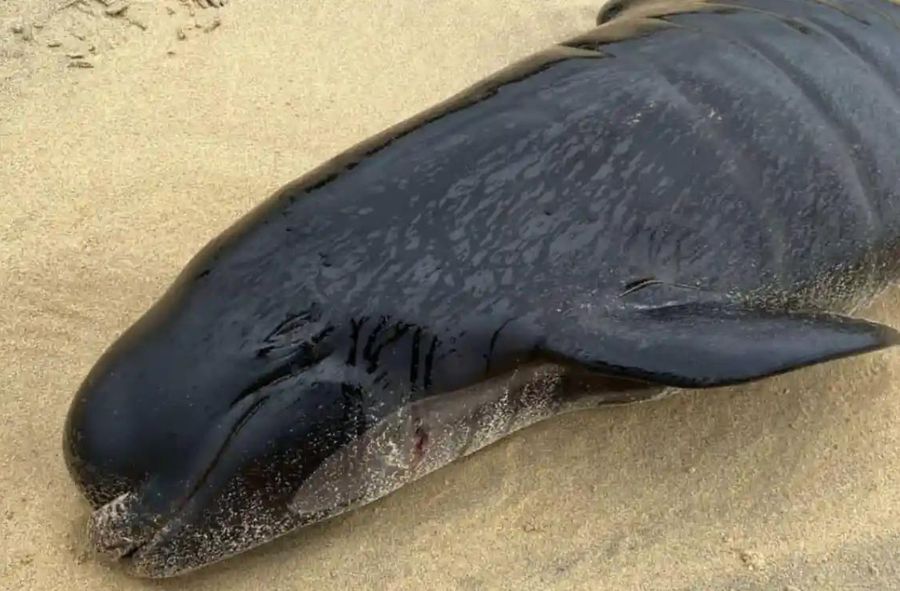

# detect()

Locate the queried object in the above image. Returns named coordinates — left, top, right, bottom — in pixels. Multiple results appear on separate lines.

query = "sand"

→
left=2, top=1, right=900, bottom=589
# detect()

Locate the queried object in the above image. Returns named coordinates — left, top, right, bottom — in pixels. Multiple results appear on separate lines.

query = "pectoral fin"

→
left=541, top=302, right=900, bottom=388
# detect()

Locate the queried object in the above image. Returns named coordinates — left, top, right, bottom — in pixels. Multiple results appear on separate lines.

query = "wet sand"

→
left=1, top=1, right=900, bottom=589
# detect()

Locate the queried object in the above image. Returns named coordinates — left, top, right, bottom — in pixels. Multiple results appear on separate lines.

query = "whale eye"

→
left=256, top=305, right=328, bottom=359
left=234, top=332, right=335, bottom=408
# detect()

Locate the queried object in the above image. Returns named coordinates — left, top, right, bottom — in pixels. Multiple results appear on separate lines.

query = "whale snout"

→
left=85, top=490, right=209, bottom=578
left=87, top=492, right=159, bottom=561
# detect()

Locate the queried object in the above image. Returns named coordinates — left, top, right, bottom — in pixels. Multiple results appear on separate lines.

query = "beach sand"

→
left=2, top=1, right=900, bottom=589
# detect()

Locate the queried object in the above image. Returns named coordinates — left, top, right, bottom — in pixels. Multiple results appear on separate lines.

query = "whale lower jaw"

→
left=87, top=493, right=157, bottom=561
left=87, top=492, right=186, bottom=577
left=87, top=492, right=305, bottom=579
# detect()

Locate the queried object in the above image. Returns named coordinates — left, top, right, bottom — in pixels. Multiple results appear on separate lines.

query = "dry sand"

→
left=2, top=1, right=900, bottom=589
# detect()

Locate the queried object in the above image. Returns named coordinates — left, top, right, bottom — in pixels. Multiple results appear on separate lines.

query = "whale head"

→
left=62, top=287, right=372, bottom=576
left=60, top=213, right=403, bottom=577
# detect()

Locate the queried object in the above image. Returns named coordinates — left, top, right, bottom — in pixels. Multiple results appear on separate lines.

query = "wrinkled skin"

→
left=64, top=0, right=900, bottom=578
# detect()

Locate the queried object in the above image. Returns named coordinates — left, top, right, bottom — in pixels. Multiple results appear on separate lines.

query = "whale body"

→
left=64, top=0, right=900, bottom=577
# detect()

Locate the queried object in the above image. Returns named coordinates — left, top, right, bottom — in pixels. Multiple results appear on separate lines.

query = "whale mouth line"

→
left=87, top=388, right=280, bottom=573
left=119, top=544, right=141, bottom=560
left=88, top=495, right=199, bottom=578
left=87, top=493, right=163, bottom=563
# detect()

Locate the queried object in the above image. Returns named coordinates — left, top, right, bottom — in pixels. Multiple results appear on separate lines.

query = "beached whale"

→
left=64, top=0, right=900, bottom=577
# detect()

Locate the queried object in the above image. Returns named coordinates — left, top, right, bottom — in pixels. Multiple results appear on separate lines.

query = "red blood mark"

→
left=412, top=426, right=429, bottom=465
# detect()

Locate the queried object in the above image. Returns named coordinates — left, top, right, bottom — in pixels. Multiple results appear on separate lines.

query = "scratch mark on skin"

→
left=424, top=336, right=439, bottom=390
left=347, top=317, right=368, bottom=366
left=410, top=327, right=423, bottom=387
left=366, top=323, right=412, bottom=374
left=362, top=316, right=389, bottom=366
left=485, top=318, right=515, bottom=374
left=620, top=277, right=699, bottom=297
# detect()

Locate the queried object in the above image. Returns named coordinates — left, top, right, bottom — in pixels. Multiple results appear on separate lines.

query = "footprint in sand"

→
left=3, top=0, right=228, bottom=72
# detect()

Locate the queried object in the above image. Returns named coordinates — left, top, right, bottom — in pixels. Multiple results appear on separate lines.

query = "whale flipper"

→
left=542, top=303, right=900, bottom=388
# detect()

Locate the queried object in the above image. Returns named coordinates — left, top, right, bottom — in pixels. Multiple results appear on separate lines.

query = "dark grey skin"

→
left=64, top=0, right=900, bottom=578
